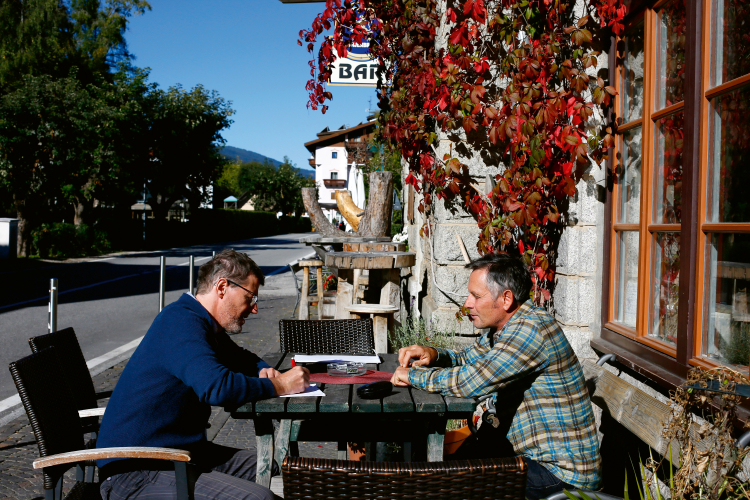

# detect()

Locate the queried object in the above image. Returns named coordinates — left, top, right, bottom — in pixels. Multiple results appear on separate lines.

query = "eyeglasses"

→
left=224, top=279, right=258, bottom=306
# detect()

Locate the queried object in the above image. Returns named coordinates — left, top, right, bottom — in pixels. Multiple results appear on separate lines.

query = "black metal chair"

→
left=28, top=328, right=106, bottom=432
left=281, top=456, right=528, bottom=500
left=10, top=347, right=196, bottom=500
left=279, top=318, right=375, bottom=354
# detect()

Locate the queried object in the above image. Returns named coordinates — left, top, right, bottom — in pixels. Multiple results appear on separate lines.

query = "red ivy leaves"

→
left=300, top=0, right=626, bottom=304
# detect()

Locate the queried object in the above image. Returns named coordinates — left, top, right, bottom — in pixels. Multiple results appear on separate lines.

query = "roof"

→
left=223, top=196, right=239, bottom=202
left=304, top=120, right=377, bottom=154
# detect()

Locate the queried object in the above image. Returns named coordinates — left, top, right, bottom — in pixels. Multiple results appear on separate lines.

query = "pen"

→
left=291, top=358, right=297, bottom=367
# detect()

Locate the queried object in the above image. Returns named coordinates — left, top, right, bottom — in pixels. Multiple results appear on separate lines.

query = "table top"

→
left=299, top=236, right=393, bottom=244
left=325, top=251, right=416, bottom=270
left=230, top=353, right=475, bottom=418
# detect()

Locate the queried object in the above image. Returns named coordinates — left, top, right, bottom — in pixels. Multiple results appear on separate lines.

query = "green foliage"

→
left=142, top=83, right=234, bottom=220
left=31, top=222, right=111, bottom=259
left=219, top=157, right=316, bottom=215
left=390, top=316, right=457, bottom=351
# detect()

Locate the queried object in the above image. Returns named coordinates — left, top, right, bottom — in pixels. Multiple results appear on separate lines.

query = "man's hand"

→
left=270, top=366, right=310, bottom=396
left=258, top=367, right=281, bottom=379
left=390, top=366, right=412, bottom=387
left=398, top=344, right=438, bottom=368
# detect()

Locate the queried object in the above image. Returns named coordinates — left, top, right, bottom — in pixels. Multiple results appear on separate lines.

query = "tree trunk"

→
left=14, top=197, right=32, bottom=257
left=73, top=197, right=91, bottom=226
left=358, top=171, right=393, bottom=237
left=301, top=188, right=348, bottom=236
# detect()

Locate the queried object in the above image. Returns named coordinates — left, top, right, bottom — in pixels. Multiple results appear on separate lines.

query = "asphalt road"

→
left=0, top=233, right=315, bottom=402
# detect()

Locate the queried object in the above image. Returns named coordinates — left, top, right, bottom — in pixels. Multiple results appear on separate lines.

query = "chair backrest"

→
left=279, top=319, right=375, bottom=354
left=9, top=347, right=85, bottom=490
left=28, top=327, right=98, bottom=414
left=281, top=456, right=527, bottom=500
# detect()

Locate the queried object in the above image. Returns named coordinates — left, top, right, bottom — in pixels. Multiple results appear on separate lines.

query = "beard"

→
left=219, top=312, right=245, bottom=334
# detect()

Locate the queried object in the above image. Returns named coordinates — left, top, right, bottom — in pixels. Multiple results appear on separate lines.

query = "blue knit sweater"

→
left=96, top=293, right=274, bottom=468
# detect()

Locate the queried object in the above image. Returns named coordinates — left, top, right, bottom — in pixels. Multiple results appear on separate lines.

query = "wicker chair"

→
left=279, top=319, right=375, bottom=354
left=281, top=456, right=528, bottom=500
left=10, top=347, right=196, bottom=500
left=28, top=328, right=105, bottom=426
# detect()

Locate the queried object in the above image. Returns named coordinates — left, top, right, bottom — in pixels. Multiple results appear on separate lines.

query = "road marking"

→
left=0, top=256, right=214, bottom=311
left=86, top=336, right=144, bottom=371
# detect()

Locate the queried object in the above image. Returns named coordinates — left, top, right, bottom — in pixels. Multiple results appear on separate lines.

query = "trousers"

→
left=447, top=422, right=575, bottom=500
left=99, top=442, right=274, bottom=500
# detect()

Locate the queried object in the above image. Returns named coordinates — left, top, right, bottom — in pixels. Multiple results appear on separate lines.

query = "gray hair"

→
left=465, top=253, right=532, bottom=303
left=195, top=249, right=265, bottom=295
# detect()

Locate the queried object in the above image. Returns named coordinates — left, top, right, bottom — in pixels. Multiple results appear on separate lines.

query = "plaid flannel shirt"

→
left=408, top=300, right=601, bottom=489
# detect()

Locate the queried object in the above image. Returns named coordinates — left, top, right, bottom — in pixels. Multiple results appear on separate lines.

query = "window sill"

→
left=592, top=330, right=750, bottom=424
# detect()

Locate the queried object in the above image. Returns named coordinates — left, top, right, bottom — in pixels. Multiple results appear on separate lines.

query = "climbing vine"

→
left=300, top=0, right=626, bottom=304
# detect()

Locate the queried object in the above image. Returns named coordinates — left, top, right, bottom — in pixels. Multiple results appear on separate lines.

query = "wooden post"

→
left=316, top=266, right=324, bottom=321
left=335, top=281, right=353, bottom=319
left=358, top=171, right=393, bottom=237
left=373, top=314, right=389, bottom=354
left=299, top=267, right=309, bottom=320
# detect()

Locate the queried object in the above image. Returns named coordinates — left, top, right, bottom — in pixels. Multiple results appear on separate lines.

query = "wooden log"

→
left=334, top=281, right=353, bottom=319
left=335, top=190, right=363, bottom=231
left=316, top=266, right=324, bottom=321
left=358, top=171, right=393, bottom=237
left=301, top=187, right=348, bottom=237
left=299, top=267, right=309, bottom=320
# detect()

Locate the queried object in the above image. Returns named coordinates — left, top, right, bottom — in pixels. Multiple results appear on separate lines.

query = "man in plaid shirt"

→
left=391, top=254, right=600, bottom=499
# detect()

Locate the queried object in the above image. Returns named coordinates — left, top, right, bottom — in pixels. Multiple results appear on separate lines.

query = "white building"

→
left=304, top=120, right=375, bottom=229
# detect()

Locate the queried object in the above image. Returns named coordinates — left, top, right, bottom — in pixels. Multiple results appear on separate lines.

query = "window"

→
left=605, top=0, right=750, bottom=377
left=332, top=151, right=338, bottom=159
left=331, top=172, right=338, bottom=179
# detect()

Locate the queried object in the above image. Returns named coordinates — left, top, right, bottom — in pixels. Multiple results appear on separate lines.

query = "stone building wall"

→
left=401, top=1, right=610, bottom=361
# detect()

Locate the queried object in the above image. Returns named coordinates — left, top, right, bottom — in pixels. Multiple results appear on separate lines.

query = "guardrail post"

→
left=48, top=278, right=58, bottom=333
left=189, top=255, right=195, bottom=294
left=159, top=256, right=166, bottom=311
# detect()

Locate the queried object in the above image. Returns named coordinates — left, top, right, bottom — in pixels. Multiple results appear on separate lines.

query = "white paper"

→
left=278, top=383, right=326, bottom=398
left=293, top=354, right=382, bottom=364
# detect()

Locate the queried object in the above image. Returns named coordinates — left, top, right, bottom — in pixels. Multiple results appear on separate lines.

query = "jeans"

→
left=447, top=422, right=575, bottom=500
left=99, top=442, right=275, bottom=500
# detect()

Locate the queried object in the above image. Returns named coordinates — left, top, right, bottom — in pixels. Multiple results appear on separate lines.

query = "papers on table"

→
left=292, top=354, right=382, bottom=364
left=278, top=383, right=325, bottom=398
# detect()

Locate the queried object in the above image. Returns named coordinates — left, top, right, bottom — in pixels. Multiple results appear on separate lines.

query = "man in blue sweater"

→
left=97, top=249, right=309, bottom=500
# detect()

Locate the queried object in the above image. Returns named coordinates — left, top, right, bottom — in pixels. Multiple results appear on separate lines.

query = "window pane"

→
left=615, top=230, right=640, bottom=328
left=653, top=112, right=684, bottom=224
left=649, top=232, right=680, bottom=346
left=710, top=0, right=750, bottom=88
left=619, top=22, right=645, bottom=123
left=655, top=0, right=687, bottom=108
left=618, top=126, right=642, bottom=223
left=703, top=233, right=750, bottom=373
left=707, top=85, right=750, bottom=222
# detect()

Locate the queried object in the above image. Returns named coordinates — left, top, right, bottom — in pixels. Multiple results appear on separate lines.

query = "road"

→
left=0, top=233, right=314, bottom=402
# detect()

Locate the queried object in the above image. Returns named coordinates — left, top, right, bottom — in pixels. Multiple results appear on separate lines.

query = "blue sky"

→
left=125, top=0, right=378, bottom=172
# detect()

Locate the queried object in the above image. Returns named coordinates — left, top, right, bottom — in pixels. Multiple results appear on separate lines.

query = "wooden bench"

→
left=547, top=355, right=750, bottom=499
left=297, top=259, right=324, bottom=320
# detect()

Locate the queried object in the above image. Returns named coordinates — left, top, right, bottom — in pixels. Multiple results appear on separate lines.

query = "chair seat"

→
left=345, top=304, right=398, bottom=314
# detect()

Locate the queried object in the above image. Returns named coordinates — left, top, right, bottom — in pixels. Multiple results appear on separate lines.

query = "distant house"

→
left=304, top=119, right=375, bottom=228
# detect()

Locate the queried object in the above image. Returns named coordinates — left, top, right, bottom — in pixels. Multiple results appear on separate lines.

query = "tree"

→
left=220, top=158, right=316, bottom=215
left=0, top=0, right=150, bottom=90
left=0, top=74, right=98, bottom=255
left=142, top=84, right=234, bottom=221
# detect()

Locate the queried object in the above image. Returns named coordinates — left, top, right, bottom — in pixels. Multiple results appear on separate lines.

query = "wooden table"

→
left=228, top=353, right=475, bottom=488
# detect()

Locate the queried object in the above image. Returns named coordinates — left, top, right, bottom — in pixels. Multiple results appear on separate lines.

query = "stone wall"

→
left=401, top=0, right=609, bottom=361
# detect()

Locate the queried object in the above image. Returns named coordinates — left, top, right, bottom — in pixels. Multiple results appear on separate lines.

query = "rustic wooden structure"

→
left=297, top=259, right=324, bottom=320
left=302, top=171, right=394, bottom=238
left=345, top=304, right=399, bottom=353
left=335, top=190, right=363, bottom=231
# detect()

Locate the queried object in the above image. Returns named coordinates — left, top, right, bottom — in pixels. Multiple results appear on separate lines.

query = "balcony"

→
left=323, top=179, right=346, bottom=188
